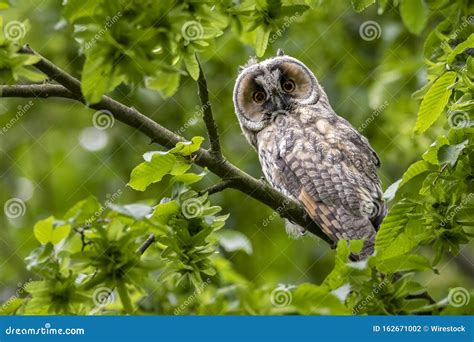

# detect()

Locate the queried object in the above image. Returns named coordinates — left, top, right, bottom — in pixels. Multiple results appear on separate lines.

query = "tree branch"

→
left=0, top=84, right=76, bottom=99
left=196, top=57, right=223, bottom=161
left=0, top=45, right=333, bottom=246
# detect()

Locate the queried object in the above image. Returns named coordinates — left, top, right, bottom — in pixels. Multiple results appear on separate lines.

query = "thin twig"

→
left=199, top=179, right=235, bottom=196
left=0, top=45, right=333, bottom=246
left=432, top=164, right=448, bottom=185
left=137, top=234, right=155, bottom=255
left=196, top=56, right=223, bottom=161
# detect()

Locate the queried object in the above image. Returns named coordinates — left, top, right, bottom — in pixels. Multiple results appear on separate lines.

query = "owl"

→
left=232, top=50, right=386, bottom=257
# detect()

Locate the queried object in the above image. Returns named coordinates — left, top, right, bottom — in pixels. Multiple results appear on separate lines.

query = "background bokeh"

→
left=1, top=0, right=472, bottom=306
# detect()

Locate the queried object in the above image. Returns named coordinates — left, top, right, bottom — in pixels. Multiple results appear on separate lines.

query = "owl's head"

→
left=233, top=50, right=326, bottom=146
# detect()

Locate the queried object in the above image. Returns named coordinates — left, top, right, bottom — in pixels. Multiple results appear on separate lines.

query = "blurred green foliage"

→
left=0, top=0, right=472, bottom=315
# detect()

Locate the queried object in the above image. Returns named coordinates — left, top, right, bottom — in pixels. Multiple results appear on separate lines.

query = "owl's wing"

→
left=275, top=119, right=385, bottom=254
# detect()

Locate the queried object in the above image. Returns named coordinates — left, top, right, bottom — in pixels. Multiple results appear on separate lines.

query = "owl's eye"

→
left=282, top=79, right=296, bottom=93
left=252, top=91, right=266, bottom=104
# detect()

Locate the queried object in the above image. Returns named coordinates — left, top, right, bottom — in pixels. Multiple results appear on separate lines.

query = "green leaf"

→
left=0, top=298, right=23, bottom=314
left=0, top=0, right=9, bottom=10
left=128, top=153, right=177, bottom=191
left=349, top=240, right=363, bottom=254
left=293, top=283, right=350, bottom=314
left=151, top=200, right=180, bottom=224
left=375, top=200, right=417, bottom=254
left=108, top=203, right=154, bottom=220
left=170, top=136, right=205, bottom=156
left=400, top=160, right=431, bottom=187
left=422, top=136, right=449, bottom=165
left=376, top=254, right=432, bottom=273
left=383, top=179, right=402, bottom=201
left=447, top=34, right=474, bottom=63
left=64, top=196, right=102, bottom=224
left=351, top=0, right=376, bottom=12
left=62, top=0, right=99, bottom=22
left=81, top=53, right=114, bottom=104
left=51, top=224, right=71, bottom=245
left=399, top=0, right=427, bottom=35
left=438, top=140, right=468, bottom=166
left=255, top=26, right=271, bottom=57
left=146, top=72, right=181, bottom=97
left=171, top=172, right=206, bottom=185
left=378, top=221, right=430, bottom=259
left=183, top=52, right=200, bottom=81
left=33, top=216, right=54, bottom=245
left=218, top=230, right=253, bottom=255
left=413, top=72, right=457, bottom=135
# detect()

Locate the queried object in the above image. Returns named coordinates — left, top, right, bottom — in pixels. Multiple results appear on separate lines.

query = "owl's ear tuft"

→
left=276, top=49, right=285, bottom=56
left=244, top=57, right=258, bottom=68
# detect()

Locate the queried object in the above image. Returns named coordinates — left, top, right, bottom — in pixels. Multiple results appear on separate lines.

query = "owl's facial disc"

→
left=234, top=55, right=321, bottom=133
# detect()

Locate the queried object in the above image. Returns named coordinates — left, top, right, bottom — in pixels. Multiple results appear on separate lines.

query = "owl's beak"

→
left=270, top=93, right=289, bottom=112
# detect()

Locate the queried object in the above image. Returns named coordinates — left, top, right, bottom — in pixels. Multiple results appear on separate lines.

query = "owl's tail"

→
left=298, top=188, right=381, bottom=260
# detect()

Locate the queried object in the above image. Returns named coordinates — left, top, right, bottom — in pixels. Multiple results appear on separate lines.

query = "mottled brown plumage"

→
left=233, top=50, right=386, bottom=257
